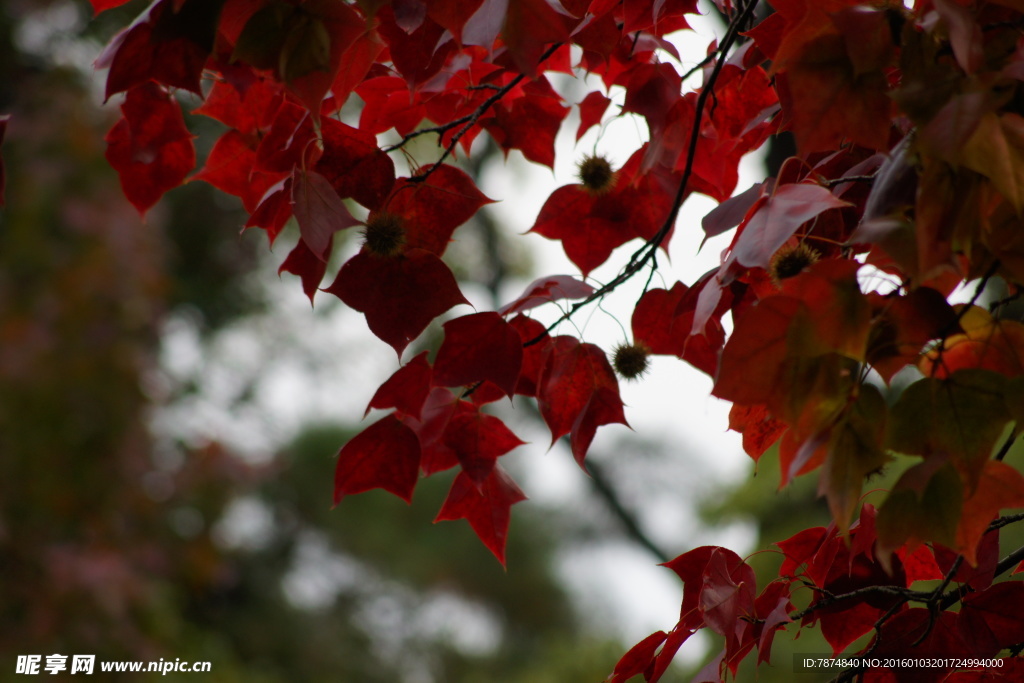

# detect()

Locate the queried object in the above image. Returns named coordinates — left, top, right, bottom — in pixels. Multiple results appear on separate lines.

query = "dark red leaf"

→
left=608, top=630, right=667, bottom=683
left=382, top=165, right=494, bottom=257
left=497, top=275, right=595, bottom=317
left=324, top=249, right=469, bottom=356
left=700, top=547, right=757, bottom=656
left=367, top=352, right=433, bottom=419
left=577, top=90, right=612, bottom=141
left=443, top=410, right=525, bottom=484
left=278, top=237, right=329, bottom=304
left=334, top=414, right=422, bottom=504
left=316, top=118, right=396, bottom=211
left=192, top=130, right=283, bottom=213
left=102, top=0, right=219, bottom=98
left=245, top=179, right=292, bottom=245
left=536, top=337, right=626, bottom=467
left=508, top=315, right=550, bottom=396
left=959, top=582, right=1024, bottom=654
left=433, top=313, right=523, bottom=398
left=104, top=83, right=195, bottom=215
left=435, top=466, right=527, bottom=565
left=291, top=168, right=360, bottom=261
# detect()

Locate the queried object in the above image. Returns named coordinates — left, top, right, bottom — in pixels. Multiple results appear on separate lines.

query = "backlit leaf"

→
left=334, top=414, right=421, bottom=504
left=435, top=466, right=527, bottom=565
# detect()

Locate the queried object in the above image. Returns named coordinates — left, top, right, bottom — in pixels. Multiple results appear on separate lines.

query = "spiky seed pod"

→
left=769, top=243, right=820, bottom=284
left=362, top=213, right=406, bottom=257
left=577, top=154, right=617, bottom=195
left=612, top=341, right=651, bottom=380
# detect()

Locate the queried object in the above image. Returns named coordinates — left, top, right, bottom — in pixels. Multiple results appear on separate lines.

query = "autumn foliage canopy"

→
left=40, top=0, right=1024, bottom=678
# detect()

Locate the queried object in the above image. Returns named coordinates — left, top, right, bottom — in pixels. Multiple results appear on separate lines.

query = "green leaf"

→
left=819, top=383, right=889, bottom=531
left=887, top=369, right=1011, bottom=487
left=877, top=461, right=963, bottom=558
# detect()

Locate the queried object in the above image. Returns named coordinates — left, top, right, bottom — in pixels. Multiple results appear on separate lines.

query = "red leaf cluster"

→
left=91, top=0, right=1024, bottom=677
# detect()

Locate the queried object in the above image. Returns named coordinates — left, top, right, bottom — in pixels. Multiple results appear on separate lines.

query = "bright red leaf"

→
left=435, top=465, right=527, bottom=565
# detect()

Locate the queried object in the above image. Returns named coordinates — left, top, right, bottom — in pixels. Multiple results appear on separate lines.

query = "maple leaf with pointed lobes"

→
left=334, top=414, right=422, bottom=504
left=105, top=83, right=195, bottom=215
left=435, top=466, right=526, bottom=566
left=324, top=249, right=469, bottom=357
left=290, top=168, right=361, bottom=261
left=443, top=410, right=525, bottom=485
left=376, top=165, right=493, bottom=257
left=278, top=237, right=329, bottom=304
left=530, top=145, right=674, bottom=275
left=536, top=337, right=628, bottom=468
left=433, top=313, right=523, bottom=398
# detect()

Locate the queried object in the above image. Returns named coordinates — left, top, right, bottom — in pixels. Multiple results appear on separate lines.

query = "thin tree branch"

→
left=526, top=0, right=762, bottom=345
left=402, top=43, right=564, bottom=184
left=586, top=459, right=673, bottom=564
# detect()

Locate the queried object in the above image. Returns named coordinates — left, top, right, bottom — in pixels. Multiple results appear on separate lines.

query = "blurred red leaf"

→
left=278, top=237, right=329, bottom=304
left=104, top=83, right=195, bottom=215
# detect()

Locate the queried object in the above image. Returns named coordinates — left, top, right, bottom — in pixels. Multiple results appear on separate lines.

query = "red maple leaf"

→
left=104, top=83, right=195, bottom=215
left=433, top=312, right=523, bottom=398
left=530, top=146, right=673, bottom=275
left=435, top=465, right=527, bottom=565
left=334, top=414, right=422, bottom=504
left=324, top=249, right=469, bottom=356
left=537, top=337, right=627, bottom=467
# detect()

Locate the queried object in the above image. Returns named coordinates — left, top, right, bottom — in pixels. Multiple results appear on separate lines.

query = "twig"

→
left=526, top=0, right=762, bottom=345
left=407, top=43, right=564, bottom=184
left=587, top=459, right=672, bottom=564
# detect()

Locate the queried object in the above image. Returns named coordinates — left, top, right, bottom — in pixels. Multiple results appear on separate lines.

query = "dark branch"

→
left=586, top=459, right=673, bottom=564
left=527, top=0, right=762, bottom=345
left=405, top=43, right=564, bottom=184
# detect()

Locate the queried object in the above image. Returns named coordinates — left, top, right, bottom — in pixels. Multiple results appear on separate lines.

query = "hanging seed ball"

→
left=769, top=243, right=820, bottom=284
left=362, top=213, right=406, bottom=257
left=612, top=341, right=651, bottom=380
left=577, top=154, right=617, bottom=195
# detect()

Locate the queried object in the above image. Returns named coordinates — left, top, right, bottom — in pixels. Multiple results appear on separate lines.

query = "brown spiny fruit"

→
left=769, top=243, right=820, bottom=284
left=612, top=341, right=651, bottom=380
left=577, top=154, right=616, bottom=195
left=362, top=212, right=406, bottom=257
